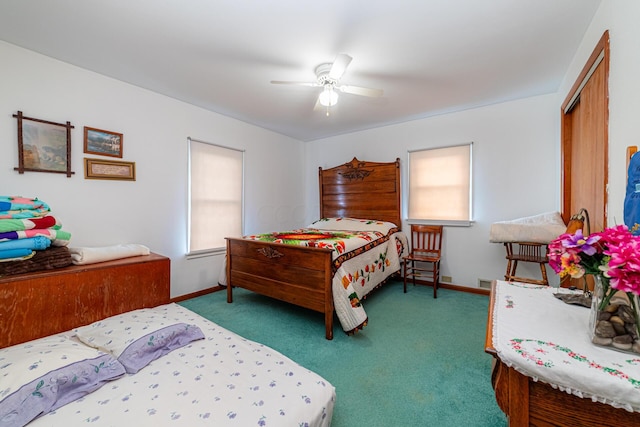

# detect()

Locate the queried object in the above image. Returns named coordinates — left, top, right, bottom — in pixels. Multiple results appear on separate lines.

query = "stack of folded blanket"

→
left=0, top=196, right=72, bottom=264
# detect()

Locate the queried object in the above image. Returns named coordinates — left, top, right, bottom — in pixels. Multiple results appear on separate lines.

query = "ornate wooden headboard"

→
left=318, top=157, right=402, bottom=230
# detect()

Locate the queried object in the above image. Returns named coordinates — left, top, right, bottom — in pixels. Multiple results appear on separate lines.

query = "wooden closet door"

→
left=561, top=31, right=609, bottom=233
left=560, top=31, right=609, bottom=290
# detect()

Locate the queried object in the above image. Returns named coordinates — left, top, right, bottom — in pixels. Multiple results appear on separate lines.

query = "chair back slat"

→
left=410, top=225, right=443, bottom=258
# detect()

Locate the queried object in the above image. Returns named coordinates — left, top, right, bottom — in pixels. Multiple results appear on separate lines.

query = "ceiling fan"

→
left=271, top=54, right=383, bottom=114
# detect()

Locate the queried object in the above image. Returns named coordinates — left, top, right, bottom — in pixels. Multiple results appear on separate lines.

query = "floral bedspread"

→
left=245, top=218, right=409, bottom=334
left=27, top=303, right=335, bottom=426
left=492, top=280, right=640, bottom=412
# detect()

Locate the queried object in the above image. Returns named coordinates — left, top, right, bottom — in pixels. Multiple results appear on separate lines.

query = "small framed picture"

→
left=13, top=111, right=75, bottom=177
left=84, top=158, right=135, bottom=181
left=84, top=126, right=123, bottom=158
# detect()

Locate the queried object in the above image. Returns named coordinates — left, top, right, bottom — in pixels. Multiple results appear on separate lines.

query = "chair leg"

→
left=539, top=262, right=549, bottom=286
left=433, top=262, right=439, bottom=299
left=403, top=261, right=408, bottom=293
left=504, top=258, right=512, bottom=281
left=509, top=260, right=518, bottom=281
left=411, top=260, right=416, bottom=288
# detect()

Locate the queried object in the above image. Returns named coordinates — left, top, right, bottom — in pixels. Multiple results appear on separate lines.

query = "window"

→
left=188, top=138, right=244, bottom=255
left=408, top=143, right=472, bottom=224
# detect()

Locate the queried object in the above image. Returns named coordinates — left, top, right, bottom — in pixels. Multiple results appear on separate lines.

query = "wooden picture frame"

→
left=84, top=158, right=135, bottom=181
left=84, top=126, right=123, bottom=158
left=13, top=111, right=75, bottom=177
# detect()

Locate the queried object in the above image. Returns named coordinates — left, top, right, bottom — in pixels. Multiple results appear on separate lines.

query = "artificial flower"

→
left=549, top=224, right=640, bottom=310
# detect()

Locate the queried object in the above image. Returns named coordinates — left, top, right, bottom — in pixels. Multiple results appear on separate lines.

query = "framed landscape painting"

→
left=13, top=111, right=74, bottom=177
left=84, top=126, right=123, bottom=158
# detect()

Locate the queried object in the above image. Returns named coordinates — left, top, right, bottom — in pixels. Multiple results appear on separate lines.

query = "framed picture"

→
left=84, top=158, right=136, bottom=181
left=84, top=126, right=123, bottom=158
left=13, top=111, right=75, bottom=177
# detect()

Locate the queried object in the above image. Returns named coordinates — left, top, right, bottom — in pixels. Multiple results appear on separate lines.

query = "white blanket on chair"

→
left=489, top=211, right=566, bottom=244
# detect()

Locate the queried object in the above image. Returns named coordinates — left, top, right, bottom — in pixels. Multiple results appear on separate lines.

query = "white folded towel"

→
left=69, top=244, right=150, bottom=265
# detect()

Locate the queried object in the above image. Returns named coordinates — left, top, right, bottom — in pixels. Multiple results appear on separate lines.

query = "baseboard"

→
left=170, top=285, right=225, bottom=303
left=172, top=280, right=490, bottom=303
left=411, top=279, right=490, bottom=296
left=440, top=282, right=490, bottom=296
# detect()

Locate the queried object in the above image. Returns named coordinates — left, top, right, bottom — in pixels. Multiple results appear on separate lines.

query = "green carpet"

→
left=179, top=280, right=507, bottom=426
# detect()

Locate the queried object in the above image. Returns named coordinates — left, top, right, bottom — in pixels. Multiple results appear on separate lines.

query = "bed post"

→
left=226, top=238, right=233, bottom=303
left=324, top=253, right=334, bottom=340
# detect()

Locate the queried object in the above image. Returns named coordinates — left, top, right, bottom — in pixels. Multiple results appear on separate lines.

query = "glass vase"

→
left=589, top=274, right=640, bottom=354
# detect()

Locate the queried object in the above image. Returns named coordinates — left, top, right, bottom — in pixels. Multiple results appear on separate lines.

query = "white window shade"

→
left=189, top=139, right=243, bottom=253
left=408, top=143, right=472, bottom=222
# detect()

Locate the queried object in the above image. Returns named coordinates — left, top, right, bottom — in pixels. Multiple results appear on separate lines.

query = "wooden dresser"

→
left=0, top=252, right=170, bottom=348
left=486, top=281, right=640, bottom=426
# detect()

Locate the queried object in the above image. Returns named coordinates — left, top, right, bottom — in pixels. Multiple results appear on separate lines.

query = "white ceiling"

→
left=0, top=0, right=601, bottom=142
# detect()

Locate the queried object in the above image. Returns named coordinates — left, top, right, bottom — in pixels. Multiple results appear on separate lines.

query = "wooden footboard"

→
left=226, top=238, right=334, bottom=339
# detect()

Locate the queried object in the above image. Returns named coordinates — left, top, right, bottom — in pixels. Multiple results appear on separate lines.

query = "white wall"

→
left=6, top=0, right=636, bottom=294
left=305, top=94, right=561, bottom=288
left=0, top=41, right=306, bottom=298
left=558, top=0, right=640, bottom=227
left=304, top=0, right=640, bottom=290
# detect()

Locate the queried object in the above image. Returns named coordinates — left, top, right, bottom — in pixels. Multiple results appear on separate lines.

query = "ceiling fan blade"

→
left=338, top=85, right=383, bottom=97
left=329, top=54, right=352, bottom=80
left=270, top=80, right=319, bottom=87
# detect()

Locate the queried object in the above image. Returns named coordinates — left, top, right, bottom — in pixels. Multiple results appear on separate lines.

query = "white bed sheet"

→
left=29, top=303, right=335, bottom=426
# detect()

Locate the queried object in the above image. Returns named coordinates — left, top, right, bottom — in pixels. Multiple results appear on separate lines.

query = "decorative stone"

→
left=594, top=320, right=616, bottom=338
left=619, top=305, right=636, bottom=323
left=612, top=335, right=634, bottom=350
left=589, top=275, right=640, bottom=355
left=597, top=311, right=612, bottom=321
left=610, top=315, right=624, bottom=326
left=592, top=336, right=613, bottom=346
left=604, top=303, right=620, bottom=313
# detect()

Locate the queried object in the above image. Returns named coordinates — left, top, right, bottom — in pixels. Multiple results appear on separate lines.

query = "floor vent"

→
left=478, top=279, right=493, bottom=289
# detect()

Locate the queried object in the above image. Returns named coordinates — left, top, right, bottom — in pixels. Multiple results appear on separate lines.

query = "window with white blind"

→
left=188, top=138, right=244, bottom=255
left=408, top=143, right=472, bottom=224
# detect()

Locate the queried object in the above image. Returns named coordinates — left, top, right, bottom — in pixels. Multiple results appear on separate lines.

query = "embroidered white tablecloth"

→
left=492, top=280, right=640, bottom=412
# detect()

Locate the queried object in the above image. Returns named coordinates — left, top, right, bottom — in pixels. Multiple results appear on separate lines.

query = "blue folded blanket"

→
left=0, top=236, right=51, bottom=252
left=0, top=248, right=33, bottom=260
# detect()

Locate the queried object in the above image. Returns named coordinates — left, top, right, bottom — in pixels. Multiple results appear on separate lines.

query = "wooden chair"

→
left=503, top=242, right=549, bottom=285
left=403, top=224, right=443, bottom=298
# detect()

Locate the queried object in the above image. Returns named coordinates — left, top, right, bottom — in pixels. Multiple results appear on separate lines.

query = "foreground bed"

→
left=0, top=255, right=335, bottom=426
left=226, top=158, right=407, bottom=340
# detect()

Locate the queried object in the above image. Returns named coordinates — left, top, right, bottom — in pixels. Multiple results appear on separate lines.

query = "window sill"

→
left=406, top=219, right=474, bottom=227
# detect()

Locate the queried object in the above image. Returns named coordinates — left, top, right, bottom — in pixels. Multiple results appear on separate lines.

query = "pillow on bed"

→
left=0, top=335, right=126, bottom=427
left=310, top=217, right=398, bottom=234
left=74, top=307, right=205, bottom=374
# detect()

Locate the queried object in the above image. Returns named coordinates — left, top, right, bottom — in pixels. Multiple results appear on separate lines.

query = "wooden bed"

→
left=226, top=157, right=402, bottom=340
left=485, top=281, right=640, bottom=426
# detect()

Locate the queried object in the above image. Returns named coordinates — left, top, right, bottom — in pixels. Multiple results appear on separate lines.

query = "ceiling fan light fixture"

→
left=319, top=84, right=339, bottom=106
